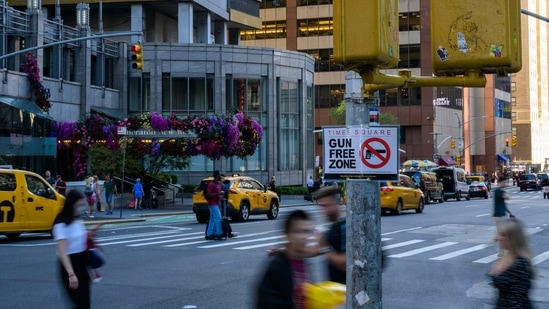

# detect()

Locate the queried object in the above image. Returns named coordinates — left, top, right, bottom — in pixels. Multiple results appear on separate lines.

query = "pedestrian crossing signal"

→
left=130, top=44, right=143, bottom=70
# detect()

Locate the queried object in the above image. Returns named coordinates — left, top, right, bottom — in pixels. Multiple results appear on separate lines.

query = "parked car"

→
left=466, top=174, right=491, bottom=191
left=468, top=181, right=490, bottom=199
left=536, top=173, right=549, bottom=187
left=192, top=174, right=279, bottom=222
left=431, top=167, right=470, bottom=201
left=380, top=174, right=424, bottom=215
left=518, top=174, right=538, bottom=191
left=402, top=170, right=444, bottom=204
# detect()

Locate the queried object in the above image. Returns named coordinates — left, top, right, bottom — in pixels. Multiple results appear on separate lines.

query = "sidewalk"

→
left=83, top=195, right=314, bottom=226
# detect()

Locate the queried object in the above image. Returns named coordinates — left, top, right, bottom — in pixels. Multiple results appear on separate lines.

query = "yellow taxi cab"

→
left=0, top=169, right=65, bottom=239
left=380, top=174, right=424, bottom=215
left=466, top=175, right=485, bottom=184
left=192, top=174, right=280, bottom=222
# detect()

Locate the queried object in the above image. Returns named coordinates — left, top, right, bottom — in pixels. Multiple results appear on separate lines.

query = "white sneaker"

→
left=88, top=215, right=94, bottom=218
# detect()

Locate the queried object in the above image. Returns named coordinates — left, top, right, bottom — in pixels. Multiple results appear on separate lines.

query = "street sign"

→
left=323, top=125, right=399, bottom=180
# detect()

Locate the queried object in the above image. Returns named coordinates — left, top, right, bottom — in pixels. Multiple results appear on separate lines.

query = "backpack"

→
left=84, top=185, right=93, bottom=197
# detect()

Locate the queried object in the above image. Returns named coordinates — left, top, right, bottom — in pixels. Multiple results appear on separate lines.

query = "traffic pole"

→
left=345, top=96, right=382, bottom=308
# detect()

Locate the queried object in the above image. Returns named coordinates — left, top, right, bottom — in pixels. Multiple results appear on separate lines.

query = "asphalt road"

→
left=1, top=185, right=549, bottom=308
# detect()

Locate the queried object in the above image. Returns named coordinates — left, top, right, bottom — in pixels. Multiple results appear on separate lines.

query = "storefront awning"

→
left=0, top=96, right=54, bottom=121
left=497, top=153, right=509, bottom=162
left=438, top=156, right=456, bottom=166
left=91, top=106, right=127, bottom=120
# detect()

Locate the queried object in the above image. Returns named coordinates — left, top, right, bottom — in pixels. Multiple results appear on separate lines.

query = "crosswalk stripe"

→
left=198, top=236, right=283, bottom=249
left=429, top=244, right=489, bottom=261
left=163, top=231, right=274, bottom=247
left=99, top=230, right=181, bottom=242
left=382, top=240, right=424, bottom=250
left=533, top=251, right=549, bottom=265
left=381, top=238, right=392, bottom=242
left=128, top=235, right=206, bottom=247
left=234, top=241, right=287, bottom=250
left=388, top=242, right=458, bottom=258
left=473, top=254, right=498, bottom=264
left=101, top=232, right=203, bottom=246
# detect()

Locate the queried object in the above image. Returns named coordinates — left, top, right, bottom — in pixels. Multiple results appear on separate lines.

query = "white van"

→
left=431, top=167, right=470, bottom=201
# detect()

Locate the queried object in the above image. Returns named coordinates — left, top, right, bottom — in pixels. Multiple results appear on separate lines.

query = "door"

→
left=23, top=174, right=59, bottom=231
left=249, top=179, right=270, bottom=210
left=0, top=172, right=22, bottom=232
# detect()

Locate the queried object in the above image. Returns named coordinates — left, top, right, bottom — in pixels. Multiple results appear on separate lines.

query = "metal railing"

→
left=0, top=3, right=29, bottom=34
left=113, top=175, right=178, bottom=208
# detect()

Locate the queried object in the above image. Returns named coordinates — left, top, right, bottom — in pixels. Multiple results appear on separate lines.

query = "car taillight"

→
left=228, top=188, right=238, bottom=194
left=380, top=187, right=393, bottom=192
left=481, top=187, right=486, bottom=191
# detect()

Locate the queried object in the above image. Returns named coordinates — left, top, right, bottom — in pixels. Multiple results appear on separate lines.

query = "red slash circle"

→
left=360, top=137, right=391, bottom=169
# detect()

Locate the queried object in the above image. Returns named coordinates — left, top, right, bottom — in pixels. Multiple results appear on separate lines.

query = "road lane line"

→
left=533, top=251, right=549, bottom=265
left=382, top=227, right=423, bottom=236
left=429, top=244, right=489, bottom=261
left=234, top=241, right=287, bottom=250
left=473, top=254, right=498, bottom=264
left=388, top=242, right=458, bottom=258
left=475, top=213, right=490, bottom=217
left=128, top=235, right=206, bottom=246
left=198, top=236, right=283, bottom=248
left=520, top=206, right=530, bottom=209
left=382, top=240, right=424, bottom=250
left=101, top=232, right=204, bottom=246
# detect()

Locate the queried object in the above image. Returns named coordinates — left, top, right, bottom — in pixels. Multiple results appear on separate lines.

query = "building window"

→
left=241, top=21, right=287, bottom=40
left=298, top=0, right=332, bottom=5
left=263, top=0, right=286, bottom=8
left=161, top=74, right=214, bottom=116
left=511, top=97, right=516, bottom=106
left=495, top=76, right=511, bottom=92
left=301, top=49, right=344, bottom=72
left=279, top=80, right=301, bottom=170
left=226, top=77, right=267, bottom=172
left=306, top=85, right=314, bottom=169
left=511, top=82, right=516, bottom=92
left=379, top=87, right=422, bottom=106
left=298, top=18, right=333, bottom=37
left=128, top=74, right=151, bottom=114
left=315, top=84, right=344, bottom=108
left=511, top=112, right=516, bottom=121
left=398, top=44, right=421, bottom=68
left=399, top=12, right=421, bottom=31
left=495, top=99, right=511, bottom=119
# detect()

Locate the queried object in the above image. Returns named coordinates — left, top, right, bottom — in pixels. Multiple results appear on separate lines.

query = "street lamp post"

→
left=455, top=114, right=488, bottom=167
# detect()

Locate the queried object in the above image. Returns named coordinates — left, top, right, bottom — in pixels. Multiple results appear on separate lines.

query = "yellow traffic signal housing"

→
left=333, top=0, right=399, bottom=70
left=450, top=139, right=455, bottom=149
left=455, top=155, right=461, bottom=166
left=431, top=0, right=521, bottom=76
left=130, top=44, right=143, bottom=70
left=512, top=135, right=517, bottom=147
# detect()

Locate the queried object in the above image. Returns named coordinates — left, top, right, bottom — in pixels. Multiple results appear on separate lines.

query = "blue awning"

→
left=497, top=153, right=509, bottom=162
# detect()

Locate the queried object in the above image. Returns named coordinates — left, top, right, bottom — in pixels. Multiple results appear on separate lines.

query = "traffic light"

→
left=512, top=135, right=517, bottom=147
left=455, top=155, right=461, bottom=166
left=450, top=139, right=455, bottom=149
left=130, top=44, right=143, bottom=70
left=505, top=137, right=509, bottom=147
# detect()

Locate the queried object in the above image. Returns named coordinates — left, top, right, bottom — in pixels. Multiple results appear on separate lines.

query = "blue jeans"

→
left=206, top=205, right=222, bottom=236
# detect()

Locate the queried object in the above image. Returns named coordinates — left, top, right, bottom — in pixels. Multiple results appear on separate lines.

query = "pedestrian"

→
left=489, top=218, right=535, bottom=308
left=52, top=190, right=102, bottom=309
left=103, top=174, right=117, bottom=215
left=269, top=176, right=276, bottom=192
left=93, top=175, right=102, bottom=213
left=493, top=176, right=514, bottom=257
left=45, top=170, right=56, bottom=186
left=55, top=174, right=67, bottom=196
left=255, top=210, right=313, bottom=309
left=85, top=176, right=96, bottom=218
left=132, top=178, right=144, bottom=210
left=307, top=176, right=314, bottom=194
left=311, top=185, right=347, bottom=284
left=205, top=171, right=224, bottom=240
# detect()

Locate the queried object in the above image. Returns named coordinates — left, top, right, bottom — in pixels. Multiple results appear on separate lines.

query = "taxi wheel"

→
left=416, top=199, right=424, bottom=213
left=239, top=202, right=250, bottom=222
left=5, top=233, right=21, bottom=240
left=267, top=201, right=279, bottom=220
left=394, top=200, right=403, bottom=215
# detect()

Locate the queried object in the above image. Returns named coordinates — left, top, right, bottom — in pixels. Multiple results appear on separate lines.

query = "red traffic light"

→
left=130, top=44, right=143, bottom=70
left=130, top=44, right=141, bottom=53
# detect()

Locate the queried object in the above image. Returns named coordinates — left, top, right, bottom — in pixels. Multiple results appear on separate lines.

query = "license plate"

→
left=471, top=188, right=479, bottom=191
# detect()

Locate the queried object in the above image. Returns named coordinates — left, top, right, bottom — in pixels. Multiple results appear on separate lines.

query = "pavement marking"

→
left=475, top=213, right=490, bottom=217
left=520, top=206, right=530, bottom=209
left=429, top=244, right=490, bottom=261
left=198, top=235, right=284, bottom=248
left=381, top=227, right=422, bottom=236
left=99, top=230, right=181, bottom=242
left=388, top=242, right=458, bottom=258
left=473, top=254, right=498, bottom=264
left=128, top=235, right=206, bottom=247
left=465, top=205, right=480, bottom=208
left=382, top=239, right=424, bottom=250
left=101, top=232, right=204, bottom=246
left=234, top=241, right=287, bottom=250
left=533, top=251, right=549, bottom=265
left=381, top=238, right=392, bottom=242
left=163, top=231, right=274, bottom=247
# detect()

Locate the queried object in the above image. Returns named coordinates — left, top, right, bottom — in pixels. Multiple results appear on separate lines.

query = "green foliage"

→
left=183, top=184, right=197, bottom=193
left=277, top=186, right=309, bottom=195
left=329, top=100, right=398, bottom=125
left=89, top=143, right=143, bottom=178
left=146, top=155, right=190, bottom=176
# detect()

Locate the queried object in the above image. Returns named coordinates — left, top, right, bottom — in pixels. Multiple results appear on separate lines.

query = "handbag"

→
left=128, top=198, right=135, bottom=209
left=86, top=232, right=105, bottom=269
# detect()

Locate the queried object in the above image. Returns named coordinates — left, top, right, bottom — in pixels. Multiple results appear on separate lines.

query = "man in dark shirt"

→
left=493, top=176, right=514, bottom=256
left=311, top=186, right=346, bottom=284
left=45, top=171, right=56, bottom=186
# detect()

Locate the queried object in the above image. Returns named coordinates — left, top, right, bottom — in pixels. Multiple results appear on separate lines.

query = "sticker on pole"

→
left=323, top=126, right=399, bottom=181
